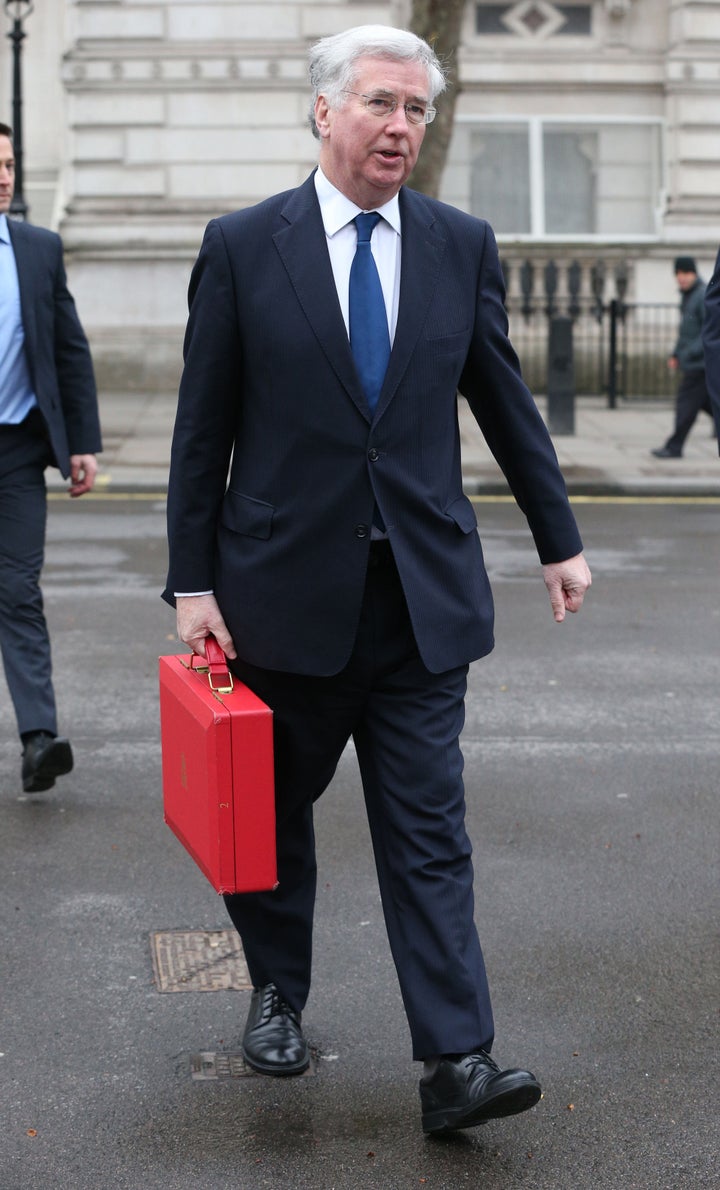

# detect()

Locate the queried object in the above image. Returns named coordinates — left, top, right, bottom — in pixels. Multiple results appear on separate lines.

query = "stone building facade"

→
left=2, top=0, right=719, bottom=388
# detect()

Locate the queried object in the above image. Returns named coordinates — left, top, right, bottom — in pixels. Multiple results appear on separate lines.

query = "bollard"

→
left=547, top=315, right=575, bottom=435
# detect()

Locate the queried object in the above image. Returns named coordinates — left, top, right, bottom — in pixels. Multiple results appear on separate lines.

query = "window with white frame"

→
left=449, top=117, right=664, bottom=239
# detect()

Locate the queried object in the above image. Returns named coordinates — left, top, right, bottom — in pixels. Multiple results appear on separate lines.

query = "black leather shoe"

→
left=420, top=1050, right=541, bottom=1134
left=22, top=733, right=73, bottom=793
left=651, top=445, right=682, bottom=458
left=242, top=983, right=310, bottom=1076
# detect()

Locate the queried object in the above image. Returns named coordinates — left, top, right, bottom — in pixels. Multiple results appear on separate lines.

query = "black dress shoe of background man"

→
left=651, top=445, right=682, bottom=458
left=242, top=983, right=310, bottom=1076
left=420, top=1050, right=542, bottom=1134
left=21, top=732, right=74, bottom=793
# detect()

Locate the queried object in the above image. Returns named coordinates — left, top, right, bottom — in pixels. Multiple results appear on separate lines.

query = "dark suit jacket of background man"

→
left=703, top=245, right=720, bottom=447
left=5, top=218, right=100, bottom=475
left=164, top=172, right=582, bottom=665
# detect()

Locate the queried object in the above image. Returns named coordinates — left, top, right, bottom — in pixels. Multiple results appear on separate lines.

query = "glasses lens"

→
left=366, top=96, right=395, bottom=117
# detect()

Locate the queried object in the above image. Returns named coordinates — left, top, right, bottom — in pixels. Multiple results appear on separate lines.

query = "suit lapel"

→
left=272, top=176, right=448, bottom=424
left=273, top=176, right=369, bottom=420
left=376, top=188, right=447, bottom=418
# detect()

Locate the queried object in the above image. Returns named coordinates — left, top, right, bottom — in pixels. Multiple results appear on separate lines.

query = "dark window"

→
left=556, top=6, right=592, bottom=34
left=475, top=3, right=592, bottom=36
left=475, top=4, right=513, bottom=34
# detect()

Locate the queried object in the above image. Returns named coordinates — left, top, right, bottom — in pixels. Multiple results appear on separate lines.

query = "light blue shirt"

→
left=0, top=213, right=38, bottom=423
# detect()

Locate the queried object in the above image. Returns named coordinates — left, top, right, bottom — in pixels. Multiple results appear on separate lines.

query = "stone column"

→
left=663, top=0, right=720, bottom=242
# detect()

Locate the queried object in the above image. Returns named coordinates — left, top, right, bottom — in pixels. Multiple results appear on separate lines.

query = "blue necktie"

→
left=349, top=213, right=391, bottom=415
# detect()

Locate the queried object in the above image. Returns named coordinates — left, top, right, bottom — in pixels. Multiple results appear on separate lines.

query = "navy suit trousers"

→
left=224, top=540, right=494, bottom=1060
left=0, top=412, right=57, bottom=737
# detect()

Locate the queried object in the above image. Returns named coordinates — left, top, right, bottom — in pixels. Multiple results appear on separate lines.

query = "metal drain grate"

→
left=190, top=1051, right=316, bottom=1080
left=150, top=929, right=252, bottom=993
left=191, top=1051, right=252, bottom=1080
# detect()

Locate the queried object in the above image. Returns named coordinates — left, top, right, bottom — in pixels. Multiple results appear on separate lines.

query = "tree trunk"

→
left=409, top=0, right=467, bottom=197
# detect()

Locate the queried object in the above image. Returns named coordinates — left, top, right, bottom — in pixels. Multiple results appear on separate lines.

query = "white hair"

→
left=308, top=25, right=447, bottom=138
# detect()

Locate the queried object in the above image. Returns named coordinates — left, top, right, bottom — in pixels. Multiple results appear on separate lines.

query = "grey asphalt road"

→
left=1, top=495, right=717, bottom=1190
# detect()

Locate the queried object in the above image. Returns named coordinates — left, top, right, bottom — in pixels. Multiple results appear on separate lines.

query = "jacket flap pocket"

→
left=220, top=490, right=274, bottom=540
left=445, top=495, right=478, bottom=534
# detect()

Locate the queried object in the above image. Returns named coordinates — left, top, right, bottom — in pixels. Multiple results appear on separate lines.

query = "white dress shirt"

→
left=314, top=165, right=401, bottom=344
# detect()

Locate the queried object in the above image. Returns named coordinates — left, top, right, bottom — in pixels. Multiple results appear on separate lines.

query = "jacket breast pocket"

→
left=220, top=490, right=274, bottom=540
left=424, top=328, right=470, bottom=356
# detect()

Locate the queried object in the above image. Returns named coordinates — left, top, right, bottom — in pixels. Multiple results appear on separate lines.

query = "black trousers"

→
left=666, top=369, right=713, bottom=453
left=223, top=539, right=494, bottom=1060
left=0, top=412, right=57, bottom=737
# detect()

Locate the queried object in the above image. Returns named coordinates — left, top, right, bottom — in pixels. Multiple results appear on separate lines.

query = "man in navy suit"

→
left=165, top=26, right=591, bottom=1134
left=0, top=123, right=101, bottom=793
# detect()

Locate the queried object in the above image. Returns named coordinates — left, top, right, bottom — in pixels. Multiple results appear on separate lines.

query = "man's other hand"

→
left=542, top=552, right=592, bottom=623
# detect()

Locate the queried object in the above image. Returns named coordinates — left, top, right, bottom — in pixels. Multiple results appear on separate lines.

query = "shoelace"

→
left=260, top=983, right=299, bottom=1025
left=465, top=1049, right=501, bottom=1074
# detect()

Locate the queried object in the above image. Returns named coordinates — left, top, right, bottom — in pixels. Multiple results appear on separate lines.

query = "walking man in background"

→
left=165, top=26, right=591, bottom=1135
left=0, top=122, right=101, bottom=793
left=652, top=256, right=712, bottom=458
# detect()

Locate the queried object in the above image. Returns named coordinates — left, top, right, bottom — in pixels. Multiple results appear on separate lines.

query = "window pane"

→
left=544, top=123, right=661, bottom=235
left=470, top=126, right=530, bottom=234
left=544, top=128, right=597, bottom=234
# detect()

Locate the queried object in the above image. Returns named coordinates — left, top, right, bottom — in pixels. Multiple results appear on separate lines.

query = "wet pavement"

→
left=1, top=494, right=717, bottom=1189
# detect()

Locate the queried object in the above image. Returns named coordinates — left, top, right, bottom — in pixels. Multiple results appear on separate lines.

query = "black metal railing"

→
left=500, top=258, right=678, bottom=404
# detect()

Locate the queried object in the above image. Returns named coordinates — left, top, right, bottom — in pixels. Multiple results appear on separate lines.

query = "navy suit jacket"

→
left=702, top=245, right=720, bottom=447
left=165, top=173, right=582, bottom=675
left=7, top=218, right=101, bottom=476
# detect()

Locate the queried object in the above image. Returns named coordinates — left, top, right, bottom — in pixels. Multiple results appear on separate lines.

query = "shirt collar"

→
left=314, top=166, right=401, bottom=238
left=0, top=214, right=10, bottom=244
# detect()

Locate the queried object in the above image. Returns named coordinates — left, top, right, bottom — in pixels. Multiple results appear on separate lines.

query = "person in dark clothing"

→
left=702, top=246, right=720, bottom=446
left=164, top=24, right=590, bottom=1137
left=651, top=256, right=712, bottom=458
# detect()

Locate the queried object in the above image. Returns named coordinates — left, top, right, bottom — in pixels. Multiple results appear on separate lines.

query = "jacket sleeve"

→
left=458, top=222, right=583, bottom=564
left=52, top=238, right=102, bottom=456
left=164, top=219, right=241, bottom=600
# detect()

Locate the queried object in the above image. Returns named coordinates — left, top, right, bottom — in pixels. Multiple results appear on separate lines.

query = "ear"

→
left=314, top=94, right=332, bottom=140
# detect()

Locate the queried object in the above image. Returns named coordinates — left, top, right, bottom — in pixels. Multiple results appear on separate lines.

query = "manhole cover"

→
left=150, top=929, right=252, bottom=993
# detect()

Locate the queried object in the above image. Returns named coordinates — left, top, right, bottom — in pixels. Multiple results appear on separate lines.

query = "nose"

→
left=384, top=103, right=412, bottom=133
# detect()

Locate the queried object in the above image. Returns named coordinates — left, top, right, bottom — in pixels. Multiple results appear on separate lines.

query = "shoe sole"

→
left=241, top=1045, right=310, bottom=1078
left=23, top=740, right=74, bottom=793
left=422, top=1081, right=542, bottom=1134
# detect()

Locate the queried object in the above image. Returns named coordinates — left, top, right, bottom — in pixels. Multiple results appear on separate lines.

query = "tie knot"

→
left=354, top=212, right=381, bottom=243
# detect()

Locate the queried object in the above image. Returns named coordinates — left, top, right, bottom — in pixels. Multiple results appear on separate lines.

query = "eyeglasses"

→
left=343, top=91, right=436, bottom=126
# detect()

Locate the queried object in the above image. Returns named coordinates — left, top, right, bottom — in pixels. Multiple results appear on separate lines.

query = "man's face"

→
left=0, top=136, right=15, bottom=213
left=314, top=56, right=430, bottom=209
left=675, top=270, right=697, bottom=292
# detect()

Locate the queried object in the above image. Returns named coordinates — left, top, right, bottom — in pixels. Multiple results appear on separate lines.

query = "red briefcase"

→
left=158, top=637, right=277, bottom=894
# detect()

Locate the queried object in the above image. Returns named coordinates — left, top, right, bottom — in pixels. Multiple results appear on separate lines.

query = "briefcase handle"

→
left=190, top=636, right=234, bottom=694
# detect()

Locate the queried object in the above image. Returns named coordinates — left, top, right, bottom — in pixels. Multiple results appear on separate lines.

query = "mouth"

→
left=376, top=149, right=404, bottom=162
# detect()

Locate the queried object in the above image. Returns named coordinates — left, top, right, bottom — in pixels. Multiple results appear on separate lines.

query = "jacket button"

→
left=368, top=448, right=379, bottom=461
left=355, top=524, right=369, bottom=538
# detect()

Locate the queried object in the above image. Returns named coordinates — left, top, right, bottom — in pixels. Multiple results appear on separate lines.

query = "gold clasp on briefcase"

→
left=190, top=638, right=234, bottom=694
